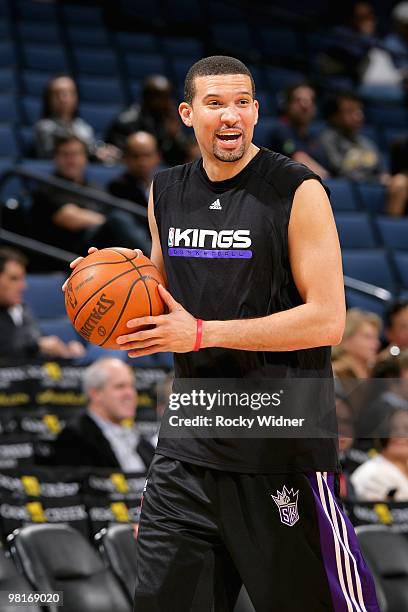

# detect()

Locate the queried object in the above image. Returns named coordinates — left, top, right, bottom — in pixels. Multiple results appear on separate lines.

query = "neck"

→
left=89, top=406, right=119, bottom=426
left=202, top=143, right=259, bottom=182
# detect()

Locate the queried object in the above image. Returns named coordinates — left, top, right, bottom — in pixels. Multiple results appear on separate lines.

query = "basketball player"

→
left=68, top=57, right=379, bottom=611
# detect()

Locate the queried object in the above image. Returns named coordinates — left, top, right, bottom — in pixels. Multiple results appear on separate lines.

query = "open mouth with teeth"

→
left=215, top=132, right=243, bottom=147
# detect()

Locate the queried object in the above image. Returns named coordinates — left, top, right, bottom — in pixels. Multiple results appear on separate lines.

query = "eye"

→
left=239, top=99, right=250, bottom=105
left=208, top=100, right=221, bottom=106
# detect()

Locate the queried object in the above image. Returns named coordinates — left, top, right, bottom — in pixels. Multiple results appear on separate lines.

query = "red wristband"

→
left=193, top=318, right=203, bottom=352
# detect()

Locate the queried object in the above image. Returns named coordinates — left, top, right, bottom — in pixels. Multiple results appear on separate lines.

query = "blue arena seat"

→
left=255, top=90, right=277, bottom=116
left=0, top=67, right=15, bottom=92
left=20, top=95, right=42, bottom=125
left=393, top=252, right=408, bottom=291
left=78, top=77, right=125, bottom=105
left=375, top=216, right=408, bottom=250
left=0, top=41, right=16, bottom=68
left=254, top=118, right=280, bottom=148
left=342, top=249, right=397, bottom=292
left=115, top=32, right=158, bottom=53
left=162, top=0, right=203, bottom=25
left=20, top=43, right=69, bottom=73
left=210, top=24, right=254, bottom=52
left=73, top=49, right=118, bottom=77
left=25, top=273, right=67, bottom=319
left=85, top=163, right=123, bottom=188
left=324, top=178, right=359, bottom=211
left=21, top=70, right=51, bottom=96
left=259, top=26, right=303, bottom=58
left=124, top=53, right=166, bottom=79
left=16, top=0, right=58, bottom=21
left=345, top=289, right=388, bottom=318
left=355, top=183, right=386, bottom=214
left=17, top=21, right=60, bottom=44
left=265, top=67, right=306, bottom=93
left=18, top=126, right=34, bottom=157
left=334, top=213, right=378, bottom=249
left=0, top=126, right=19, bottom=158
left=365, top=104, right=408, bottom=128
left=170, top=57, right=200, bottom=86
left=61, top=3, right=104, bottom=26
left=39, top=318, right=82, bottom=344
left=0, top=92, right=17, bottom=122
left=119, top=0, right=163, bottom=25
left=207, top=0, right=244, bottom=22
left=161, top=37, right=203, bottom=58
left=67, top=26, right=110, bottom=48
left=79, top=103, right=122, bottom=136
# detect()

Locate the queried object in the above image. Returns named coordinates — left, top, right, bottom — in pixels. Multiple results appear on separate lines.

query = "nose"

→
left=220, top=104, right=240, bottom=125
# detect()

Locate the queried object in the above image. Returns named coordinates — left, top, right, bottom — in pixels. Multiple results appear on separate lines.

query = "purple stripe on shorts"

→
left=168, top=248, right=252, bottom=258
left=306, top=472, right=349, bottom=612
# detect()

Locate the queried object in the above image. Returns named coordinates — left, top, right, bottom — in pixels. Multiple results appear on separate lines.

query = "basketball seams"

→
left=110, top=250, right=157, bottom=317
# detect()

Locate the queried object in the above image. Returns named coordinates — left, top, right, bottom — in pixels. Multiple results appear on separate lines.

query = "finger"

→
left=61, top=278, right=69, bottom=292
left=126, top=315, right=165, bottom=329
left=128, top=346, right=162, bottom=358
left=88, top=246, right=98, bottom=254
left=70, top=256, right=84, bottom=269
left=157, top=284, right=181, bottom=311
left=134, top=248, right=143, bottom=257
left=118, top=339, right=159, bottom=351
left=117, top=328, right=160, bottom=344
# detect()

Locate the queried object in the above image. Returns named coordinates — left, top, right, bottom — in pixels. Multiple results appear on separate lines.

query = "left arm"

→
left=117, top=179, right=345, bottom=356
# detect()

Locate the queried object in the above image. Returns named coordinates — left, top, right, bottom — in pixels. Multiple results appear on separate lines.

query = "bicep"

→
left=147, top=185, right=167, bottom=284
left=288, top=179, right=345, bottom=314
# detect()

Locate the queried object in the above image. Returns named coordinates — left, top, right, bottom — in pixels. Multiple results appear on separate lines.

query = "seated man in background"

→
left=108, top=131, right=160, bottom=208
left=319, top=92, right=408, bottom=214
left=381, top=299, right=408, bottom=358
left=51, top=358, right=155, bottom=470
left=269, top=82, right=329, bottom=178
left=0, top=246, right=84, bottom=360
left=106, top=75, right=188, bottom=166
left=31, top=134, right=150, bottom=255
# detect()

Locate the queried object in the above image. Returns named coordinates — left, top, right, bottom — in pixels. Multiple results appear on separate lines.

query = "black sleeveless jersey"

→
left=153, top=147, right=340, bottom=473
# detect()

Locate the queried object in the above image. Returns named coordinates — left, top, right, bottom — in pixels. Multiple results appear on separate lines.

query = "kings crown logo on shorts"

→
left=167, top=226, right=252, bottom=259
left=272, top=486, right=300, bottom=527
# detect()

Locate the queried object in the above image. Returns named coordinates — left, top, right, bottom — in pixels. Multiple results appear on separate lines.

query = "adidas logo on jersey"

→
left=209, top=199, right=222, bottom=210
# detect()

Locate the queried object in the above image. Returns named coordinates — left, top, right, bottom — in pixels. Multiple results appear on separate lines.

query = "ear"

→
left=253, top=99, right=259, bottom=126
left=179, top=102, right=193, bottom=128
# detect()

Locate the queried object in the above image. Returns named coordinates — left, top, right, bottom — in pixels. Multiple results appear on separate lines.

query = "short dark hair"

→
left=0, top=247, right=27, bottom=274
left=282, top=81, right=316, bottom=111
left=53, top=132, right=88, bottom=155
left=323, top=91, right=362, bottom=119
left=385, top=299, right=408, bottom=329
left=184, top=56, right=255, bottom=105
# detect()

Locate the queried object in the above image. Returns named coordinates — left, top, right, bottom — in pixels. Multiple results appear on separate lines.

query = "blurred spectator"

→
left=323, top=3, right=402, bottom=89
left=31, top=134, right=150, bottom=255
left=108, top=131, right=160, bottom=208
left=319, top=92, right=408, bottom=214
left=0, top=247, right=84, bottom=360
left=51, top=358, right=155, bottom=470
left=332, top=308, right=381, bottom=379
left=34, top=75, right=119, bottom=164
left=389, top=137, right=408, bottom=215
left=382, top=299, right=408, bottom=358
left=106, top=75, right=188, bottom=166
left=270, top=82, right=329, bottom=178
left=336, top=394, right=357, bottom=499
left=383, top=2, right=408, bottom=69
left=351, top=408, right=408, bottom=501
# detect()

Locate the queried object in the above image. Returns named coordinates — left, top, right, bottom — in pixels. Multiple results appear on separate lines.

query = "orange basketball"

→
left=64, top=248, right=165, bottom=349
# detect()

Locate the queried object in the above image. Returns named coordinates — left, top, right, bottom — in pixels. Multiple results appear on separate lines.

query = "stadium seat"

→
left=115, top=32, right=158, bottom=53
left=210, top=24, right=254, bottom=52
left=393, top=251, right=408, bottom=291
left=0, top=126, right=19, bottom=159
left=96, top=524, right=137, bottom=602
left=124, top=53, right=166, bottom=80
left=259, top=26, right=303, bottom=59
left=0, top=92, right=17, bottom=122
left=62, top=4, right=104, bottom=26
left=0, top=543, right=42, bottom=612
left=357, top=525, right=408, bottom=612
left=20, top=95, right=42, bottom=125
left=17, top=21, right=60, bottom=44
left=255, top=90, right=277, bottom=116
left=345, top=288, right=388, bottom=318
left=16, top=0, right=58, bottom=21
left=171, top=57, right=201, bottom=85
left=161, top=37, right=203, bottom=58
left=39, top=318, right=82, bottom=344
left=162, top=0, right=203, bottom=25
left=21, top=70, right=50, bottom=96
left=73, top=49, right=118, bottom=77
left=85, top=163, right=123, bottom=188
left=119, top=0, right=163, bottom=26
left=254, top=117, right=280, bottom=148
left=324, top=178, right=359, bottom=211
left=365, top=104, right=408, bottom=128
left=334, top=213, right=378, bottom=248
left=0, top=67, right=15, bottom=92
left=9, top=524, right=131, bottom=612
left=0, top=41, right=16, bottom=68
left=375, top=216, right=408, bottom=250
left=342, top=249, right=397, bottom=292
left=20, top=43, right=69, bottom=73
left=25, top=273, right=67, bottom=319
left=78, top=77, right=125, bottom=105
left=355, top=182, right=387, bottom=213
left=67, top=26, right=110, bottom=48
left=79, top=102, right=122, bottom=136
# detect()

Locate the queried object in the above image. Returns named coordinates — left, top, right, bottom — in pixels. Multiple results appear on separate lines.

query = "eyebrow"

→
left=202, top=91, right=253, bottom=101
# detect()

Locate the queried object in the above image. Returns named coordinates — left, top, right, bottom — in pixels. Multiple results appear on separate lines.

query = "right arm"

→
left=53, top=203, right=105, bottom=231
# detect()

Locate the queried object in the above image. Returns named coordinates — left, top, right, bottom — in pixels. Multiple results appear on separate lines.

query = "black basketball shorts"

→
left=133, top=454, right=380, bottom=612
